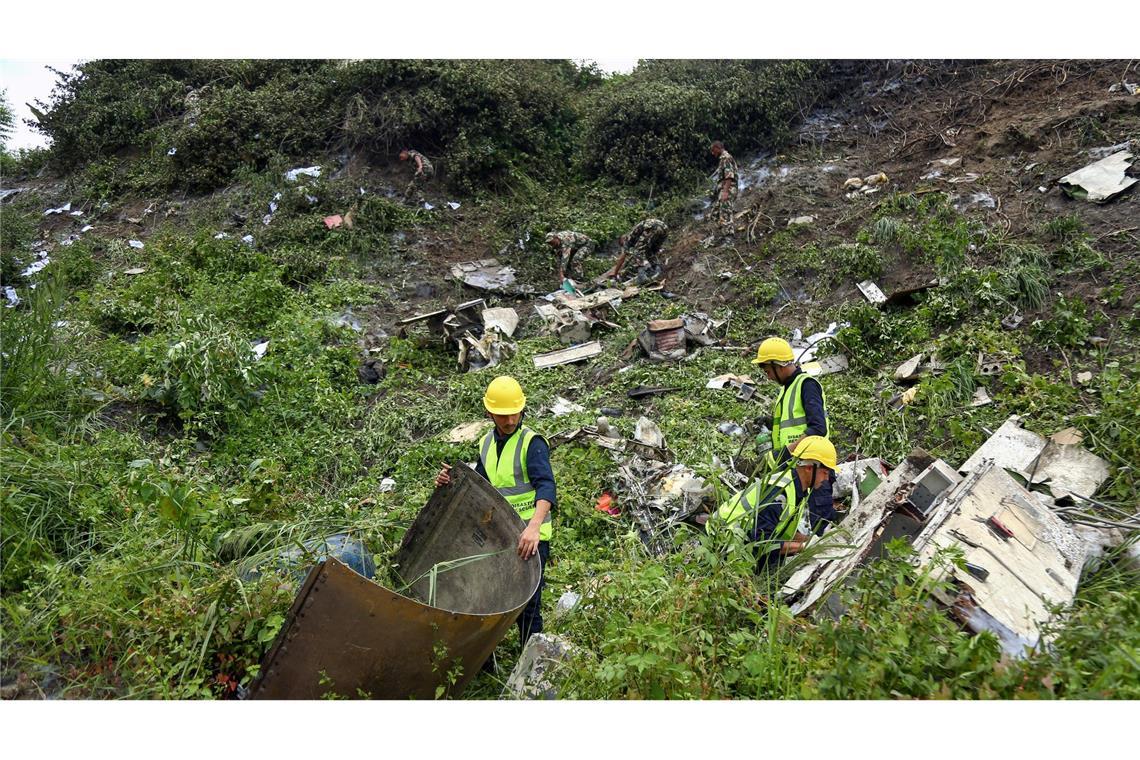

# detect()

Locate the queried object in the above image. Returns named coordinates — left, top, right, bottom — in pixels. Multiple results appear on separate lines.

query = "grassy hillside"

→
left=1, top=59, right=1137, bottom=699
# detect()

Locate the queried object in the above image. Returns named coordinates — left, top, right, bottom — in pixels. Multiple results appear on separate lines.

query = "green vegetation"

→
left=2, top=59, right=1137, bottom=700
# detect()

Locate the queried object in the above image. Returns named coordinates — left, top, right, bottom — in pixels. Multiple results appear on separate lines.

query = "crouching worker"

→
left=707, top=436, right=837, bottom=572
left=434, top=375, right=555, bottom=644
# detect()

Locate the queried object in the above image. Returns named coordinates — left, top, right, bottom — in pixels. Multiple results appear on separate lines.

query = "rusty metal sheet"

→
left=251, top=464, right=540, bottom=699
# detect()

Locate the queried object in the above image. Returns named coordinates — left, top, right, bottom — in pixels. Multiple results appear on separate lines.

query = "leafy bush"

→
left=1031, top=295, right=1093, bottom=349
left=139, top=315, right=261, bottom=433
left=579, top=61, right=829, bottom=188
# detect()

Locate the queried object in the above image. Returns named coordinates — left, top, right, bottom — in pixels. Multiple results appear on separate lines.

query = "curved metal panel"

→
left=251, top=463, right=541, bottom=699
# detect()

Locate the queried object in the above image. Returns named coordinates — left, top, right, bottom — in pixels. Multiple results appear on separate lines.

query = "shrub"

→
left=139, top=315, right=261, bottom=433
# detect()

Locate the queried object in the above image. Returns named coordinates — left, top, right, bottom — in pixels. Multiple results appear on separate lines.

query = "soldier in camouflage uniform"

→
left=545, top=231, right=595, bottom=282
left=608, top=218, right=669, bottom=280
left=709, top=141, right=739, bottom=237
left=399, top=149, right=435, bottom=202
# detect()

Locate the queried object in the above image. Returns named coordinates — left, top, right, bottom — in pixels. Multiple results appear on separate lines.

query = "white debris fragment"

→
left=80, top=225, right=93, bottom=233
left=241, top=235, right=255, bottom=246
left=128, top=240, right=145, bottom=249
left=69, top=209, right=83, bottom=217
left=284, top=166, right=321, bottom=182
left=423, top=202, right=435, bottom=210
left=378, top=478, right=396, bottom=493
left=44, top=202, right=72, bottom=216
left=447, top=201, right=461, bottom=210
left=305, top=194, right=318, bottom=204
left=167, top=147, right=177, bottom=156
left=214, top=232, right=230, bottom=239
left=549, top=397, right=586, bottom=416
left=4, top=286, right=20, bottom=308
left=123, top=267, right=146, bottom=276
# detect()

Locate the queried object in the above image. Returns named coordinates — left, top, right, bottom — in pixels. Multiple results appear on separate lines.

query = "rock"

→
left=357, top=359, right=384, bottom=384
left=503, top=633, right=581, bottom=700
left=1076, top=371, right=1093, bottom=384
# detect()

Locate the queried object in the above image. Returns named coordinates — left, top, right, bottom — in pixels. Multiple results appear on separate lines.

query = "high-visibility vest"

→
left=479, top=426, right=552, bottom=541
left=771, top=373, right=829, bottom=452
left=712, top=470, right=802, bottom=552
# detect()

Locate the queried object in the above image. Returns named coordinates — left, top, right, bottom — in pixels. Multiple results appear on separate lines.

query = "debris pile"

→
left=633, top=312, right=724, bottom=362
left=397, top=299, right=520, bottom=372
left=780, top=416, right=1120, bottom=658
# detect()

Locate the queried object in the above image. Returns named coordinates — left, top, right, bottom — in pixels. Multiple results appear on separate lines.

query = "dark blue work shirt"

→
left=473, top=424, right=557, bottom=509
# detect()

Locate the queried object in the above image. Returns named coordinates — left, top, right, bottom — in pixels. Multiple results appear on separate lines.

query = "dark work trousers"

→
left=517, top=540, right=550, bottom=645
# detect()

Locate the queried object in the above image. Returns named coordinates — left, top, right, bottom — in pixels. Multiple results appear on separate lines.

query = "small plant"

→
left=1031, top=295, right=1093, bottom=349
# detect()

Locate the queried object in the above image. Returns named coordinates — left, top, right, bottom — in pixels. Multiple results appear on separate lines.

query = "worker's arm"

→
left=414, top=155, right=424, bottom=175
left=518, top=499, right=550, bottom=560
left=518, top=436, right=556, bottom=559
left=787, top=377, right=828, bottom=453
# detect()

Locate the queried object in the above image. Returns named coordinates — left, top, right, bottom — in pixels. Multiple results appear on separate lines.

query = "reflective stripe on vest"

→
left=771, top=373, right=829, bottom=451
left=713, top=472, right=802, bottom=547
left=479, top=427, right=552, bottom=540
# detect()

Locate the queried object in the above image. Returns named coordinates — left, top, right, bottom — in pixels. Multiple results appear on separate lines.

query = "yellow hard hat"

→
left=752, top=337, right=795, bottom=365
left=791, top=436, right=837, bottom=471
left=483, top=375, right=526, bottom=415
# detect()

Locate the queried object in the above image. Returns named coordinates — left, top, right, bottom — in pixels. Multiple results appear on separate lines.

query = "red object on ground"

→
left=595, top=493, right=619, bottom=515
left=324, top=214, right=344, bottom=229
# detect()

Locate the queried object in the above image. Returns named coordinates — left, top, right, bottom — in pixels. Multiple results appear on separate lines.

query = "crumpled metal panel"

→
left=250, top=463, right=540, bottom=699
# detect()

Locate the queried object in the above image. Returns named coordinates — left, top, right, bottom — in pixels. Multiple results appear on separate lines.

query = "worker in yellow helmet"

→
left=709, top=436, right=837, bottom=570
left=750, top=336, right=836, bottom=533
left=435, top=375, right=555, bottom=645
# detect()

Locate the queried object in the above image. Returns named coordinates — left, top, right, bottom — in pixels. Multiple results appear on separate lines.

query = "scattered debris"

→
left=801, top=354, right=849, bottom=377
left=857, top=280, right=887, bottom=305
left=913, top=461, right=1085, bottom=658
left=920, top=157, right=962, bottom=179
left=844, top=172, right=888, bottom=197
left=595, top=493, right=620, bottom=515
left=328, top=310, right=362, bottom=332
left=555, top=590, right=582, bottom=616
left=503, top=633, right=581, bottom=700
left=549, top=397, right=586, bottom=417
left=378, top=478, right=397, bottom=493
left=214, top=232, right=230, bottom=240
left=635, top=313, right=724, bottom=362
left=717, top=422, right=746, bottom=438
left=706, top=373, right=755, bottom=390
left=533, top=341, right=602, bottom=369
left=251, top=339, right=270, bottom=361
left=481, top=307, right=519, bottom=338
left=632, top=416, right=667, bottom=452
left=884, top=279, right=939, bottom=306
left=1076, top=371, right=1093, bottom=385
left=947, top=173, right=982, bottom=184
left=894, top=353, right=925, bottom=383
left=895, top=386, right=919, bottom=407
left=627, top=386, right=680, bottom=399
left=447, top=201, right=461, bottom=210
left=1, top=187, right=26, bottom=203
left=284, top=166, right=321, bottom=182
left=970, top=387, right=993, bottom=407
left=1059, top=150, right=1137, bottom=203
left=80, top=225, right=93, bottom=233
left=44, top=202, right=72, bottom=216
left=128, top=240, right=145, bottom=249
left=1001, top=313, right=1023, bottom=330
left=1087, top=141, right=1134, bottom=160
left=451, top=259, right=523, bottom=294
left=1108, top=82, right=1140, bottom=95
left=4, top=286, right=19, bottom=308
left=423, top=202, right=435, bottom=211
left=323, top=214, right=343, bottom=229
left=833, top=458, right=890, bottom=501
left=241, top=235, right=254, bottom=247
left=790, top=321, right=847, bottom=363
left=445, top=420, right=492, bottom=444
left=167, top=147, right=177, bottom=156
left=69, top=209, right=83, bottom=217
left=787, top=215, right=816, bottom=227
left=616, top=457, right=712, bottom=553
left=123, top=267, right=147, bottom=276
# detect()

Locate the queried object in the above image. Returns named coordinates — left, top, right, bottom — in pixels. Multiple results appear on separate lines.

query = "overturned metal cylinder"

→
left=250, top=463, right=540, bottom=699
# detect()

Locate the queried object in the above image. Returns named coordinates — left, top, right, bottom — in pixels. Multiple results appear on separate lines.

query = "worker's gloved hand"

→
left=434, top=464, right=451, bottom=488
